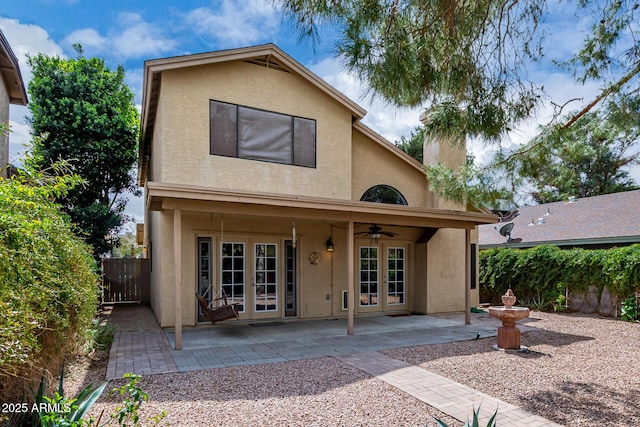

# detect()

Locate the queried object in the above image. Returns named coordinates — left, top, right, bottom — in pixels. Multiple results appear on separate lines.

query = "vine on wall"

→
left=479, top=244, right=640, bottom=310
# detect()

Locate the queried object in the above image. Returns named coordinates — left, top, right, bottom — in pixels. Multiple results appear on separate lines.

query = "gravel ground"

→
left=384, top=312, right=640, bottom=426
left=66, top=312, right=639, bottom=426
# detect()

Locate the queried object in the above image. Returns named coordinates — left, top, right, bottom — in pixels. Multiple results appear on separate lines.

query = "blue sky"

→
left=1, top=0, right=637, bottom=222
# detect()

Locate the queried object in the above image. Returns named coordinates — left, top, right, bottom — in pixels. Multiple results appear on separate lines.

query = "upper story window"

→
left=360, top=185, right=408, bottom=205
left=210, top=100, right=316, bottom=168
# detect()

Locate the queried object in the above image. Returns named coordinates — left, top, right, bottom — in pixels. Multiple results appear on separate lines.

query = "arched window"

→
left=360, top=185, right=408, bottom=205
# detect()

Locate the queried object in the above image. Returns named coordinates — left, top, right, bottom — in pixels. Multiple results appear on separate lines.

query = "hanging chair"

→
left=195, top=290, right=240, bottom=324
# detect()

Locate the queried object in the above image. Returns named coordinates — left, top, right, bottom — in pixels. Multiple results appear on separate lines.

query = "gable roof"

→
left=0, top=30, right=27, bottom=106
left=138, top=44, right=367, bottom=184
left=479, top=190, right=640, bottom=248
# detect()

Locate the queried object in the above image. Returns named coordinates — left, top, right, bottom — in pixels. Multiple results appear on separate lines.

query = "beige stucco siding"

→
left=424, top=228, right=480, bottom=313
left=351, top=128, right=429, bottom=207
left=148, top=210, right=172, bottom=326
left=149, top=99, right=164, bottom=182
left=426, top=229, right=465, bottom=313
left=156, top=61, right=353, bottom=200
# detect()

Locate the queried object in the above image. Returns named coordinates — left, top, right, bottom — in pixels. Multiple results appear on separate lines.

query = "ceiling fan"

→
left=355, top=224, right=397, bottom=244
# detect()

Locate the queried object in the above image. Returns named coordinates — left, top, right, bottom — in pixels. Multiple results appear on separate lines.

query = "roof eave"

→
left=147, top=181, right=497, bottom=229
left=0, top=31, right=28, bottom=106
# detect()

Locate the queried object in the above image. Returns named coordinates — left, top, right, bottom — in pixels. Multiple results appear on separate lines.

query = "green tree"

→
left=27, top=45, right=139, bottom=256
left=395, top=126, right=425, bottom=163
left=517, top=105, right=640, bottom=203
left=279, top=0, right=545, bottom=141
left=278, top=0, right=640, bottom=205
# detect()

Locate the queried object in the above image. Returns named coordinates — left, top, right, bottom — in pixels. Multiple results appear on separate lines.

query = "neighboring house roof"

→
left=138, top=43, right=368, bottom=185
left=479, top=190, right=640, bottom=248
left=0, top=30, right=27, bottom=106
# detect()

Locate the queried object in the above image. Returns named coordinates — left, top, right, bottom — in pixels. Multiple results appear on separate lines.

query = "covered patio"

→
left=146, top=182, right=496, bottom=350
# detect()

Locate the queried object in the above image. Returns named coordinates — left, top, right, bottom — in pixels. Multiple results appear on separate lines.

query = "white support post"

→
left=174, top=208, right=183, bottom=350
left=347, top=220, right=354, bottom=335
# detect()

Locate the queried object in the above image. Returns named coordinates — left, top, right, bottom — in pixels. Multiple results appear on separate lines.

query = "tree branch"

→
left=562, top=62, right=640, bottom=129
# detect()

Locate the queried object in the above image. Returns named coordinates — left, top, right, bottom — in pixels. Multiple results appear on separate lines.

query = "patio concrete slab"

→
left=164, top=313, right=508, bottom=370
left=164, top=312, right=504, bottom=351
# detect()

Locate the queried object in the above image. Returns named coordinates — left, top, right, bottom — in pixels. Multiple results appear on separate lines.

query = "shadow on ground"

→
left=518, top=381, right=640, bottom=426
left=383, top=327, right=594, bottom=365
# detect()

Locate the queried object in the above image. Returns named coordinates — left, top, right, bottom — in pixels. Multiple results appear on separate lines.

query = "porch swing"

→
left=194, top=214, right=239, bottom=324
left=196, top=289, right=240, bottom=324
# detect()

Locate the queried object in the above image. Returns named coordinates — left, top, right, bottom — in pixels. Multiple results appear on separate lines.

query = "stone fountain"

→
left=488, top=289, right=530, bottom=350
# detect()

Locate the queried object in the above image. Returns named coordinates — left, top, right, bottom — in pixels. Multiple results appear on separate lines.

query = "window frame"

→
left=210, top=99, right=317, bottom=168
left=360, top=185, right=408, bottom=205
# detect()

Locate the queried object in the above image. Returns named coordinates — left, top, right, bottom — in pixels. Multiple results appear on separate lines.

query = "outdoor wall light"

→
left=326, top=238, right=334, bottom=252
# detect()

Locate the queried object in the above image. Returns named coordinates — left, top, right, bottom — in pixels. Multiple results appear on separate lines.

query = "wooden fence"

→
left=102, top=258, right=150, bottom=304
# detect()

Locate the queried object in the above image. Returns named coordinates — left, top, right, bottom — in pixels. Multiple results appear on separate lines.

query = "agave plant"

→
left=432, top=404, right=497, bottom=427
left=33, top=365, right=108, bottom=427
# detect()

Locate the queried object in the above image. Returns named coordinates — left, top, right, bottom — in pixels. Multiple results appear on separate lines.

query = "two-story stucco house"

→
left=0, top=30, right=28, bottom=178
left=138, top=44, right=495, bottom=349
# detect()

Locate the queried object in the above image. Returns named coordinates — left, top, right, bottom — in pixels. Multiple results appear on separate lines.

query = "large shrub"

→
left=0, top=171, right=98, bottom=404
left=479, top=244, right=640, bottom=306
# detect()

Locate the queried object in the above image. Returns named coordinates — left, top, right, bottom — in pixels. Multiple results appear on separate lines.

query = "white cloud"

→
left=111, top=12, right=177, bottom=58
left=59, top=13, right=177, bottom=60
left=0, top=17, right=64, bottom=84
left=184, top=0, right=280, bottom=47
left=7, top=118, right=30, bottom=165
left=62, top=28, right=107, bottom=51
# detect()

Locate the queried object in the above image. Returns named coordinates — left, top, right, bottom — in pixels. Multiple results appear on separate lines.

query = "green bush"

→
left=621, top=296, right=638, bottom=322
left=479, top=244, right=640, bottom=309
left=0, top=171, right=98, bottom=404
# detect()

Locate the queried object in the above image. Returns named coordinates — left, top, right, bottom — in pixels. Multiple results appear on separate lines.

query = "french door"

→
left=358, top=242, right=409, bottom=313
left=252, top=242, right=279, bottom=319
left=197, top=237, right=293, bottom=322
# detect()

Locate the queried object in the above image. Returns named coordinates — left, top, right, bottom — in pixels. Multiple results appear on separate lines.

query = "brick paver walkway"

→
left=106, top=330, right=177, bottom=379
left=336, top=351, right=563, bottom=427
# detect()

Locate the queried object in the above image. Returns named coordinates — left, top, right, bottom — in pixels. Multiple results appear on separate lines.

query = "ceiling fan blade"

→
left=380, top=231, right=397, bottom=237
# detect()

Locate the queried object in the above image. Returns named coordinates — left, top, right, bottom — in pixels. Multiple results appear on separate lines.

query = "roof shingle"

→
left=479, top=190, right=640, bottom=248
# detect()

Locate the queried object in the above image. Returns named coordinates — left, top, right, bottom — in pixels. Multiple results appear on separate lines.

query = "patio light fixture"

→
left=326, top=238, right=334, bottom=252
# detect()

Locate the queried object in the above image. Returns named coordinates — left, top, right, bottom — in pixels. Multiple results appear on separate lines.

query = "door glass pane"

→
left=387, top=247, right=405, bottom=305
left=359, top=246, right=379, bottom=306
left=285, top=240, right=297, bottom=316
left=197, top=237, right=212, bottom=321
left=221, top=242, right=244, bottom=312
left=255, top=243, right=277, bottom=312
